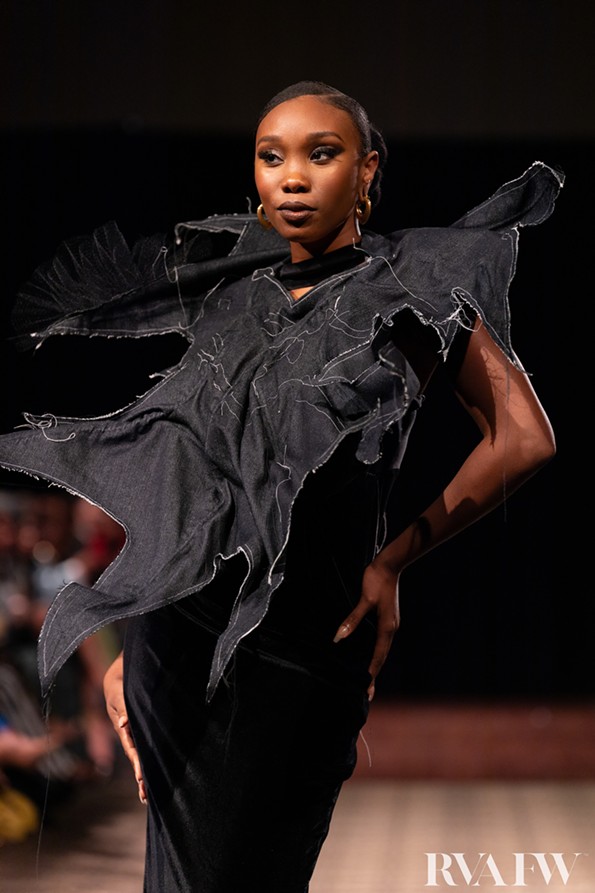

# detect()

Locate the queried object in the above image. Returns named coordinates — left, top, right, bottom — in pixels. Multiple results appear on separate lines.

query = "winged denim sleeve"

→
left=10, top=215, right=288, bottom=349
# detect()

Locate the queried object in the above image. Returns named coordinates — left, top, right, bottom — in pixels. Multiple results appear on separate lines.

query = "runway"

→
left=1, top=702, right=594, bottom=892
left=313, top=780, right=595, bottom=892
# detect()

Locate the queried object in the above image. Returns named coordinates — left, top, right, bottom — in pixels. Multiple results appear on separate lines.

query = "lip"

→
left=277, top=201, right=316, bottom=224
left=277, top=201, right=315, bottom=211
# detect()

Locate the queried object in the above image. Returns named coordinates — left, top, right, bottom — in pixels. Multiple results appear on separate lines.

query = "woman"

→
left=0, top=82, right=561, bottom=890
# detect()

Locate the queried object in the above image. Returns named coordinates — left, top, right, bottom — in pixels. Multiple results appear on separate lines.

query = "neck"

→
left=288, top=222, right=362, bottom=263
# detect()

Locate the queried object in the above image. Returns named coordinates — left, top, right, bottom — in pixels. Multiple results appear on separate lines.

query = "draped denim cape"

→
left=0, top=162, right=563, bottom=699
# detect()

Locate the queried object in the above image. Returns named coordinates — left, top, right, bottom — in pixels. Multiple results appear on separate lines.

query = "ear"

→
left=360, top=151, right=379, bottom=194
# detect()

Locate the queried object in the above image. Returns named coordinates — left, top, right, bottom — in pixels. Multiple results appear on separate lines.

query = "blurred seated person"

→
left=2, top=488, right=125, bottom=778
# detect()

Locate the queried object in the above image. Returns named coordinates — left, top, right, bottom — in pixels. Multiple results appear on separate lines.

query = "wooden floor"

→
left=1, top=701, right=594, bottom=892
left=313, top=780, right=595, bottom=893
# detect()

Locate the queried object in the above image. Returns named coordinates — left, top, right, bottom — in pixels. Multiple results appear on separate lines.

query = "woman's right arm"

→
left=103, top=652, right=147, bottom=804
left=335, top=318, right=556, bottom=699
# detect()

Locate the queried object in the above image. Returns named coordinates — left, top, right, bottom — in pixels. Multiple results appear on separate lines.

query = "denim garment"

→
left=0, top=162, right=563, bottom=698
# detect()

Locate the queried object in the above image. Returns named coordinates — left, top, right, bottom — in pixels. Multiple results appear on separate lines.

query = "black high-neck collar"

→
left=277, top=244, right=365, bottom=289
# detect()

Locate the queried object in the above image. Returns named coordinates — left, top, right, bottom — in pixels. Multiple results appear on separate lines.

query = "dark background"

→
left=0, top=0, right=591, bottom=700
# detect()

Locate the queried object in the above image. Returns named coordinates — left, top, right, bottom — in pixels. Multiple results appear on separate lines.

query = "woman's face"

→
left=254, top=95, right=379, bottom=262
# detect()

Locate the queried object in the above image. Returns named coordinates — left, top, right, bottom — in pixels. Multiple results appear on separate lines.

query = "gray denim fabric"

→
left=0, top=161, right=563, bottom=699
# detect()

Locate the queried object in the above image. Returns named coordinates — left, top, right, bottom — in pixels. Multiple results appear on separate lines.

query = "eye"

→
left=257, top=149, right=282, bottom=165
left=310, top=145, right=340, bottom=163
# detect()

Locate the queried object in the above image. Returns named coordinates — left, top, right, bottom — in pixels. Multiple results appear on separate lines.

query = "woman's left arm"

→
left=335, top=318, right=556, bottom=698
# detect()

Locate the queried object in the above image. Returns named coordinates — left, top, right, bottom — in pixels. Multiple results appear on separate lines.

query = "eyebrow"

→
left=256, top=130, right=345, bottom=146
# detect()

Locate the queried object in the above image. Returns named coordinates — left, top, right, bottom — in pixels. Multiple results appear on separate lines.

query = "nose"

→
left=281, top=168, right=310, bottom=193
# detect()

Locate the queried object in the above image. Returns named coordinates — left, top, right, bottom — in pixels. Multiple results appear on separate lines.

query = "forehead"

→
left=256, top=95, right=359, bottom=143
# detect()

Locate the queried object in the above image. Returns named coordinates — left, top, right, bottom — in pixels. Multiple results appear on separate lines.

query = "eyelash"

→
left=257, top=146, right=340, bottom=165
left=257, top=150, right=281, bottom=164
left=311, top=146, right=339, bottom=162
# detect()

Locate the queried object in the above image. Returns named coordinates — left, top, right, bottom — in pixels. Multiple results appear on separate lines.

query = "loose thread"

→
left=359, top=728, right=373, bottom=769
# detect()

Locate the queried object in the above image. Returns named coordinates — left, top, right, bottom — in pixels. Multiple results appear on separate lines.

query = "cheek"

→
left=330, top=171, right=359, bottom=209
left=349, top=166, right=362, bottom=193
left=254, top=168, right=271, bottom=201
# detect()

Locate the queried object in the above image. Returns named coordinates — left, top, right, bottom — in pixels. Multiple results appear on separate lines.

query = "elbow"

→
left=542, top=429, right=557, bottom=465
left=516, top=424, right=556, bottom=478
left=533, top=416, right=557, bottom=466
left=487, top=416, right=556, bottom=485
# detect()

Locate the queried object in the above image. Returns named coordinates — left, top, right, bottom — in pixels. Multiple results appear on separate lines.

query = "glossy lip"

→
left=277, top=201, right=315, bottom=211
left=277, top=201, right=316, bottom=224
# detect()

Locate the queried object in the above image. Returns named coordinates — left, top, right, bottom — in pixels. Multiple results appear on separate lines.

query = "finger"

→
left=366, top=626, right=396, bottom=696
left=117, top=716, right=147, bottom=804
left=117, top=715, right=138, bottom=763
left=369, top=622, right=396, bottom=674
left=132, top=751, right=146, bottom=803
left=333, top=599, right=374, bottom=643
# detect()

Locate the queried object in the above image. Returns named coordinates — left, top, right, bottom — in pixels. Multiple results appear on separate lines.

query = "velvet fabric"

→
left=124, top=603, right=370, bottom=892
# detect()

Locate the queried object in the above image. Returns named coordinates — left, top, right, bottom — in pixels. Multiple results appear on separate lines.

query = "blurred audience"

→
left=0, top=486, right=126, bottom=841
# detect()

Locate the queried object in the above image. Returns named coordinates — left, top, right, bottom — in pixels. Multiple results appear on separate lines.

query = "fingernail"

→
left=333, top=624, right=349, bottom=643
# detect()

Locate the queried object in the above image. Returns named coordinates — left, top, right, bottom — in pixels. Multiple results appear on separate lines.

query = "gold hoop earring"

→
left=257, top=204, right=273, bottom=230
left=356, top=194, right=372, bottom=225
